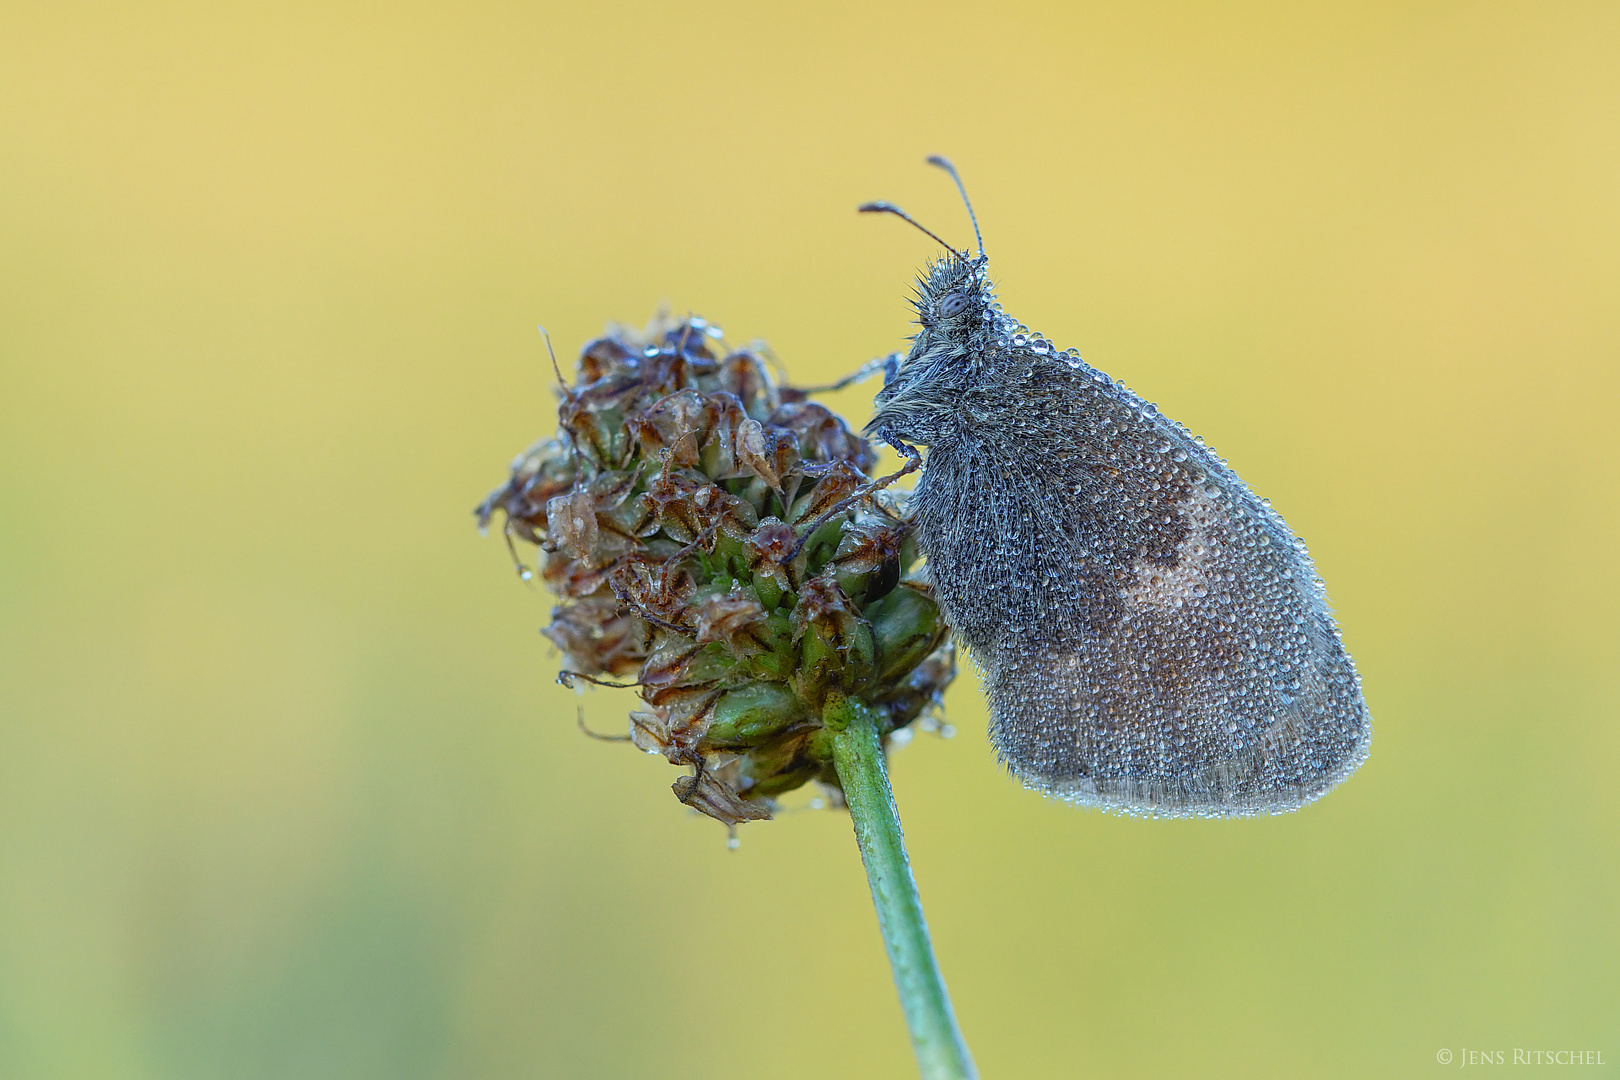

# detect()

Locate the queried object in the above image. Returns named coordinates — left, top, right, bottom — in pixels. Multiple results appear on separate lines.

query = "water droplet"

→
left=726, top=833, right=741, bottom=851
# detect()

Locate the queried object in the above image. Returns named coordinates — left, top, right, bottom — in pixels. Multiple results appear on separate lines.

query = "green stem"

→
left=826, top=694, right=978, bottom=1080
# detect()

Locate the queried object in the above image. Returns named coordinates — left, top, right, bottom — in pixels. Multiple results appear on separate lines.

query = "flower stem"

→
left=826, top=694, right=978, bottom=1080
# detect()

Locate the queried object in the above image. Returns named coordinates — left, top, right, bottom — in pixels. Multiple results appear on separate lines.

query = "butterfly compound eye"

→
left=938, top=292, right=970, bottom=318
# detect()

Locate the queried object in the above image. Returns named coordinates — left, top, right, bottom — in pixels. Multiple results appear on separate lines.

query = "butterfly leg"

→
left=781, top=427, right=923, bottom=565
left=793, top=351, right=903, bottom=395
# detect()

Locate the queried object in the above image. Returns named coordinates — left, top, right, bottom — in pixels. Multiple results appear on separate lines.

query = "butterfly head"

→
left=913, top=249, right=996, bottom=349
left=862, top=157, right=1007, bottom=444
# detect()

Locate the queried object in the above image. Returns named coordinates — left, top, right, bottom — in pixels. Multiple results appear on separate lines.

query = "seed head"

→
left=478, top=313, right=956, bottom=827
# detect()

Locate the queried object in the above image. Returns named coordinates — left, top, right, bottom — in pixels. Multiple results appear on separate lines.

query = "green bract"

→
left=478, top=314, right=955, bottom=826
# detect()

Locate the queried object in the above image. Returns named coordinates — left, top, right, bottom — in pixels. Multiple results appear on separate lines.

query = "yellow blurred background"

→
left=2, top=1, right=1615, bottom=1077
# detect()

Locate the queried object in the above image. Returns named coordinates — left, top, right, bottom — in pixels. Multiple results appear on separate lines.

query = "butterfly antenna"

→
left=925, top=155, right=984, bottom=259
left=857, top=201, right=964, bottom=258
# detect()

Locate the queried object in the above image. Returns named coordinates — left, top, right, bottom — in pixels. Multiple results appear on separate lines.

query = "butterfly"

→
left=859, top=157, right=1370, bottom=817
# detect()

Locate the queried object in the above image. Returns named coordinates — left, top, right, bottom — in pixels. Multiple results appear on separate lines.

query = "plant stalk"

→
left=827, top=694, right=978, bottom=1080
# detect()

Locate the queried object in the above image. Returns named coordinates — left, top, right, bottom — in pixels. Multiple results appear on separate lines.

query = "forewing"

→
left=920, top=346, right=1370, bottom=816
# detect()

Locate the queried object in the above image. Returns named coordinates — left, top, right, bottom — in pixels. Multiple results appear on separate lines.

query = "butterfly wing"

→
left=910, top=346, right=1370, bottom=816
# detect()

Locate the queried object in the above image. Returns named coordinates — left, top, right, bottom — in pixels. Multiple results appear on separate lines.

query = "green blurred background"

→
left=2, top=1, right=1615, bottom=1077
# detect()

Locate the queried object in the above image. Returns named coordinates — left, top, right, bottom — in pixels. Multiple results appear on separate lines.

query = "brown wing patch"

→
left=1122, top=485, right=1223, bottom=612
